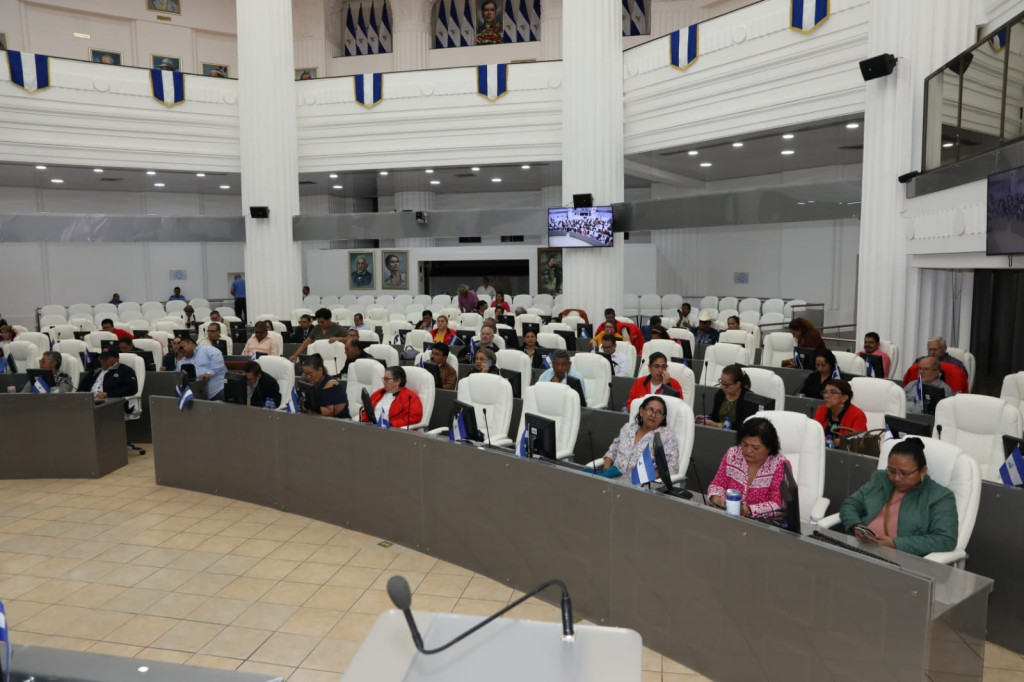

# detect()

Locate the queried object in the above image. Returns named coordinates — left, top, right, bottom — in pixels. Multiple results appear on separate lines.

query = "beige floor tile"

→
left=101, top=586, right=168, bottom=613
left=289, top=526, right=339, bottom=545
left=347, top=588, right=396, bottom=615
left=134, top=547, right=187, bottom=568
left=461, top=575, right=514, bottom=602
left=19, top=578, right=91, bottom=603
left=135, top=567, right=197, bottom=591
left=186, top=654, right=242, bottom=671
left=93, top=544, right=150, bottom=564
left=177, top=571, right=237, bottom=596
left=237, top=660, right=295, bottom=679
left=19, top=604, right=93, bottom=635
left=42, top=635, right=94, bottom=651
left=267, top=542, right=320, bottom=562
left=87, top=641, right=144, bottom=657
left=62, top=560, right=121, bottom=583
left=216, top=576, right=277, bottom=601
left=11, top=632, right=49, bottom=646
left=984, top=669, right=1024, bottom=682
left=253, top=524, right=302, bottom=542
left=220, top=521, right=269, bottom=538
left=125, top=529, right=179, bottom=547
left=96, top=563, right=160, bottom=587
left=165, top=550, right=223, bottom=573
left=187, top=597, right=253, bottom=625
left=304, top=585, right=364, bottom=611
left=207, top=554, right=261, bottom=576
left=663, top=675, right=713, bottom=682
left=159, top=532, right=213, bottom=551
left=325, top=565, right=382, bottom=589
left=193, top=535, right=248, bottom=555
left=3, top=599, right=49, bottom=623
left=60, top=540, right=119, bottom=560
left=301, top=638, right=360, bottom=674
left=283, top=562, right=339, bottom=585
left=61, top=608, right=134, bottom=639
left=505, top=602, right=561, bottom=623
left=135, top=647, right=192, bottom=664
left=411, top=594, right=458, bottom=613
left=185, top=519, right=233, bottom=535
left=289, top=669, right=343, bottom=682
left=243, top=557, right=300, bottom=580
left=642, top=646, right=663, bottom=672
left=389, top=553, right=438, bottom=572
left=986, top=642, right=1024, bottom=671
left=24, top=556, right=85, bottom=578
left=261, top=581, right=320, bottom=606
left=198, top=624, right=271, bottom=659
left=370, top=569, right=425, bottom=593
left=150, top=620, right=226, bottom=653
left=641, top=671, right=662, bottom=682
left=151, top=516, right=200, bottom=533
left=0, top=574, right=49, bottom=598
left=250, top=631, right=321, bottom=667
left=325, top=612, right=379, bottom=642
left=0, top=554, right=49, bottom=574
left=306, top=545, right=359, bottom=565
left=59, top=582, right=126, bottom=608
left=142, top=592, right=210, bottom=619
left=415, top=572, right=470, bottom=598
left=277, top=607, right=343, bottom=637
left=105, top=614, right=180, bottom=647
left=232, top=602, right=298, bottom=631
left=344, top=547, right=395, bottom=569
left=663, top=657, right=699, bottom=675
left=429, top=560, right=474, bottom=577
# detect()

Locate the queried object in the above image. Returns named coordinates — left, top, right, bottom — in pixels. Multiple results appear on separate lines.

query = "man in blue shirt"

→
left=168, top=286, right=186, bottom=301
left=537, top=349, right=587, bottom=407
left=230, top=274, right=247, bottom=323
left=180, top=337, right=227, bottom=400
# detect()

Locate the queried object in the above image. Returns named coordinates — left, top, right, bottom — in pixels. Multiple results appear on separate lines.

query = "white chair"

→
left=743, top=368, right=786, bottom=411
left=356, top=295, right=375, bottom=308
left=514, top=314, right=543, bottom=337
left=321, top=295, right=341, bottom=308
left=133, top=338, right=164, bottom=366
left=189, top=298, right=210, bottom=309
left=256, top=313, right=280, bottom=322
left=561, top=314, right=587, bottom=334
left=395, top=294, right=413, bottom=307
left=48, top=324, right=78, bottom=342
left=383, top=320, right=413, bottom=345
left=144, top=309, right=167, bottom=323
left=932, top=394, right=1024, bottom=482
left=738, top=310, right=760, bottom=326
left=717, top=308, right=740, bottom=324
left=459, top=313, right=483, bottom=335
left=537, top=332, right=566, bottom=351
left=308, top=340, right=343, bottom=375
left=348, top=303, right=366, bottom=316
left=215, top=306, right=235, bottom=319
left=405, top=304, right=425, bottom=320
left=495, top=349, right=532, bottom=397
left=40, top=314, right=66, bottom=328
left=303, top=295, right=320, bottom=308
left=414, top=295, right=432, bottom=307
left=541, top=322, right=573, bottom=333
left=700, top=344, right=750, bottom=386
left=639, top=339, right=683, bottom=367
left=533, top=294, right=554, bottom=315
left=357, top=329, right=380, bottom=344
left=430, top=373, right=515, bottom=446
left=999, top=371, right=1024, bottom=423
left=17, top=332, right=50, bottom=358
left=94, top=303, right=118, bottom=317
left=571, top=352, right=612, bottom=409
left=740, top=322, right=762, bottom=355
left=367, top=307, right=390, bottom=327
left=591, top=395, right=694, bottom=483
left=40, top=304, right=67, bottom=319
left=266, top=331, right=285, bottom=356
left=113, top=322, right=133, bottom=335
left=68, top=303, right=93, bottom=319
left=347, top=358, right=386, bottom=416
left=152, top=320, right=180, bottom=334
left=193, top=307, right=212, bottom=322
left=386, top=304, right=406, bottom=319
left=165, top=300, right=186, bottom=314
left=257, top=356, right=296, bottom=402
left=83, top=331, right=117, bottom=353
left=147, top=331, right=172, bottom=353
left=622, top=294, right=640, bottom=320
left=60, top=352, right=84, bottom=390
left=745, top=411, right=829, bottom=522
left=404, top=329, right=434, bottom=351
left=119, top=310, right=145, bottom=323
left=291, top=308, right=315, bottom=325
left=7, top=340, right=41, bottom=371
left=431, top=294, right=450, bottom=309
left=638, top=357, right=695, bottom=408
left=511, top=294, right=534, bottom=311
left=819, top=437, right=981, bottom=567
left=616, top=340, right=638, bottom=378
left=54, top=339, right=88, bottom=362
left=761, top=332, right=796, bottom=367
left=526, top=307, right=547, bottom=317
left=141, top=301, right=165, bottom=314
left=759, top=312, right=785, bottom=327
left=118, top=352, right=146, bottom=419
left=699, top=295, right=719, bottom=310
left=513, top=383, right=581, bottom=460
left=339, top=295, right=357, bottom=307
left=332, top=308, right=354, bottom=326
left=849, top=376, right=906, bottom=430
left=660, top=294, right=683, bottom=319
left=376, top=295, right=395, bottom=307
left=880, top=339, right=899, bottom=377
left=638, top=294, right=662, bottom=323
left=720, top=328, right=756, bottom=358
left=833, top=351, right=867, bottom=376
left=946, top=347, right=976, bottom=392
left=761, top=298, right=785, bottom=316
left=718, top=296, right=738, bottom=312
left=94, top=312, right=119, bottom=328
left=783, top=299, right=806, bottom=321
left=402, top=366, right=436, bottom=430
left=365, top=343, right=400, bottom=368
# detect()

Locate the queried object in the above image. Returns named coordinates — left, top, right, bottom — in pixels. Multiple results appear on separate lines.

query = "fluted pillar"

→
left=856, top=0, right=975, bottom=358
left=559, top=0, right=624, bottom=314
left=237, top=0, right=302, bottom=319
left=391, top=0, right=433, bottom=71
left=540, top=185, right=562, bottom=208
left=540, top=0, right=562, bottom=60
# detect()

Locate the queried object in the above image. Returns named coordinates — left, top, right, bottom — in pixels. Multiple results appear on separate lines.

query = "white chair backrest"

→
left=512, top=294, right=534, bottom=310
left=561, top=315, right=586, bottom=333
left=189, top=298, right=210, bottom=309
left=718, top=296, right=737, bottom=311
left=759, top=312, right=785, bottom=327
left=356, top=295, right=375, bottom=307
left=141, top=301, right=165, bottom=314
left=405, top=304, right=425, bottom=319
left=717, top=308, right=740, bottom=323
left=495, top=349, right=532, bottom=397
left=515, top=382, right=581, bottom=460
left=339, top=295, right=357, bottom=306
left=999, top=371, right=1024, bottom=423
left=701, top=344, right=750, bottom=385
left=267, top=330, right=285, bottom=356
left=946, top=347, right=976, bottom=392
left=68, top=303, right=93, bottom=318
left=431, top=294, right=450, bottom=308
left=119, top=310, right=145, bottom=322
left=395, top=294, right=413, bottom=306
left=117, top=352, right=145, bottom=416
left=7, top=340, right=40, bottom=369
left=215, top=306, right=235, bottom=319
left=383, top=321, right=413, bottom=345
left=165, top=300, right=186, bottom=314
left=746, top=411, right=825, bottom=522
left=147, top=331, right=171, bottom=353
left=536, top=332, right=566, bottom=351
left=627, top=394, right=695, bottom=475
left=743, top=368, right=786, bottom=411
left=541, top=322, right=572, bottom=333
left=18, top=332, right=49, bottom=357
left=133, top=338, right=164, bottom=361
left=460, top=313, right=483, bottom=334
left=40, top=314, right=66, bottom=328
left=834, top=351, right=867, bottom=376
left=404, top=329, right=434, bottom=351
left=332, top=308, right=354, bottom=326
left=761, top=298, right=785, bottom=315
left=414, top=295, right=432, bottom=307
left=118, top=302, right=142, bottom=313
left=783, top=299, right=807, bottom=320
left=571, top=352, right=612, bottom=409
left=666, top=326, right=696, bottom=346
left=761, top=332, right=796, bottom=367
left=54, top=339, right=88, bottom=358
left=346, top=357, right=386, bottom=414
left=526, top=307, right=546, bottom=316
left=83, top=331, right=117, bottom=353
left=307, top=340, right=342, bottom=375
left=639, top=294, right=662, bottom=316
left=514, top=314, right=543, bottom=337
left=377, top=295, right=395, bottom=307
left=616, top=340, right=638, bottom=377
left=661, top=294, right=683, bottom=314
left=699, top=295, right=719, bottom=310
left=879, top=437, right=981, bottom=558
left=933, top=394, right=1023, bottom=482
left=256, top=356, right=296, bottom=398
left=402, top=366, right=437, bottom=430
left=40, top=304, right=67, bottom=318
left=387, top=304, right=406, bottom=318
left=717, top=329, right=749, bottom=348
left=621, top=294, right=640, bottom=316
left=94, top=312, right=119, bottom=327
left=365, top=343, right=400, bottom=368
left=879, top=339, right=899, bottom=377
left=533, top=293, right=554, bottom=311
left=637, top=359, right=695, bottom=407
left=257, top=313, right=280, bottom=322
left=639, top=339, right=683, bottom=369
left=94, top=303, right=117, bottom=316
left=303, top=295, right=320, bottom=308
left=145, top=309, right=168, bottom=322
left=357, top=329, right=380, bottom=343
left=850, top=377, right=907, bottom=430
left=739, top=310, right=760, bottom=326
left=60, top=352, right=84, bottom=388
left=49, top=324, right=79, bottom=342
left=368, top=307, right=390, bottom=324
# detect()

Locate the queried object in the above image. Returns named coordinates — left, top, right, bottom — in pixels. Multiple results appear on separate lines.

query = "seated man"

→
left=861, top=331, right=891, bottom=377
left=469, top=326, right=501, bottom=356
left=339, top=339, right=372, bottom=377
left=291, top=308, right=347, bottom=361
left=292, top=314, right=314, bottom=343
left=100, top=318, right=133, bottom=342
left=244, top=360, right=281, bottom=408
left=79, top=348, right=138, bottom=411
left=361, top=365, right=424, bottom=428
left=180, top=337, right=227, bottom=400
left=902, top=348, right=968, bottom=395
left=109, top=293, right=122, bottom=306
left=117, top=337, right=135, bottom=353
left=905, top=356, right=953, bottom=414
left=690, top=311, right=719, bottom=346
left=415, top=310, right=435, bottom=330
left=198, top=322, right=228, bottom=356
left=349, top=313, right=369, bottom=331
left=242, top=321, right=277, bottom=356
left=598, top=334, right=631, bottom=378
left=675, top=303, right=697, bottom=328
left=168, top=286, right=186, bottom=301
left=161, top=336, right=185, bottom=371
left=21, top=351, right=75, bottom=393
left=426, top=342, right=457, bottom=390
left=910, top=336, right=967, bottom=374
left=648, top=315, right=669, bottom=340
left=537, top=349, right=587, bottom=406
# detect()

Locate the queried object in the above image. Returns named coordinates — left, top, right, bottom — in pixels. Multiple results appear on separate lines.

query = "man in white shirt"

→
left=476, top=277, right=496, bottom=297
left=349, top=313, right=370, bottom=331
left=675, top=302, right=698, bottom=328
left=599, top=335, right=631, bottom=378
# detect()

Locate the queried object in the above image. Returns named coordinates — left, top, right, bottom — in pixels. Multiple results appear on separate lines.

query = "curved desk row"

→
left=150, top=397, right=991, bottom=682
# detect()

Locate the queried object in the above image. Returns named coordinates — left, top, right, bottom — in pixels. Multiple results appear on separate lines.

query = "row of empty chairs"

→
left=301, top=293, right=564, bottom=315
left=621, top=294, right=808, bottom=322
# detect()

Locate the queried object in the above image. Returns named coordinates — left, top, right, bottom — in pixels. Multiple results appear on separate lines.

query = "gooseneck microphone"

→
left=936, top=424, right=942, bottom=440
left=406, top=394, right=413, bottom=431
left=482, top=407, right=492, bottom=447
left=700, top=392, right=708, bottom=426
left=387, top=575, right=575, bottom=655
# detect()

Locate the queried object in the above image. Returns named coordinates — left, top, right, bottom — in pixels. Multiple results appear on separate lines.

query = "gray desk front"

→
left=150, top=398, right=992, bottom=682
left=0, top=393, right=127, bottom=478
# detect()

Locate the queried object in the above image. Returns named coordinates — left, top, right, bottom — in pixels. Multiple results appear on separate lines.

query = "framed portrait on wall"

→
left=90, top=49, right=122, bottom=66
left=349, top=251, right=375, bottom=290
left=152, top=54, right=181, bottom=71
left=295, top=68, right=317, bottom=81
left=147, top=0, right=181, bottom=15
left=538, top=248, right=563, bottom=296
left=201, top=63, right=229, bottom=78
left=476, top=0, right=503, bottom=45
left=381, top=250, right=409, bottom=290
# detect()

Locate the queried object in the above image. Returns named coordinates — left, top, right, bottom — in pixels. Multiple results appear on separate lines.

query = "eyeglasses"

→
left=716, top=380, right=735, bottom=388
left=644, top=408, right=665, bottom=416
left=822, top=389, right=843, bottom=396
left=382, top=376, right=397, bottom=383
left=886, top=467, right=921, bottom=479
left=650, top=364, right=668, bottom=370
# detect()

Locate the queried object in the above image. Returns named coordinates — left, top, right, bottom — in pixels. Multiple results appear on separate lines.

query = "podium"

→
left=344, top=610, right=642, bottom=682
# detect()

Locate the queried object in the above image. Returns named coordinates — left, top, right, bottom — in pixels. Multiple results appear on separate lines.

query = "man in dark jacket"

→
left=78, top=349, right=138, bottom=413
left=243, top=361, right=282, bottom=408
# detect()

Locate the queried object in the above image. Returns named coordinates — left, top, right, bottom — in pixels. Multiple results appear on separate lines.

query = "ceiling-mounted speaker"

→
left=859, top=53, right=897, bottom=81
left=572, top=193, right=593, bottom=208
left=249, top=206, right=269, bottom=219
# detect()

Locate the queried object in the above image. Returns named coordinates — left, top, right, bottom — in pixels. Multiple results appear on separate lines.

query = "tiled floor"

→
left=0, top=448, right=1021, bottom=681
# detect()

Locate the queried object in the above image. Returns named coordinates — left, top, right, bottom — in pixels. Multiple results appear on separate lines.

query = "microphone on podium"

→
left=936, top=424, right=942, bottom=440
left=387, top=575, right=575, bottom=655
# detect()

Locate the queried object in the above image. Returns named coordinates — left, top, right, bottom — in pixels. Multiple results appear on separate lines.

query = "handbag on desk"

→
left=831, top=426, right=886, bottom=458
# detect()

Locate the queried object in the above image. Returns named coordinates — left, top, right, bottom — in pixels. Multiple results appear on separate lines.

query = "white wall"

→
left=0, top=187, right=242, bottom=215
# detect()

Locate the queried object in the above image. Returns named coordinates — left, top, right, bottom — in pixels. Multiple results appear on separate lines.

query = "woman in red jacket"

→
left=814, top=378, right=868, bottom=436
left=362, top=366, right=424, bottom=429
left=627, top=352, right=683, bottom=411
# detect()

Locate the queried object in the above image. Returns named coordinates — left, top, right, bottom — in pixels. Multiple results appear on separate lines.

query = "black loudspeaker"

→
left=249, top=206, right=269, bottom=219
left=415, top=211, right=428, bottom=225
left=945, top=53, right=973, bottom=76
left=859, top=53, right=897, bottom=81
left=572, top=193, right=593, bottom=208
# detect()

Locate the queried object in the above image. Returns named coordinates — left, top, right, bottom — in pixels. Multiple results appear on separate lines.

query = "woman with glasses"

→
left=797, top=348, right=839, bottom=399
left=814, top=378, right=868, bottom=435
left=695, top=364, right=756, bottom=430
left=600, top=396, right=680, bottom=483
left=838, top=437, right=958, bottom=556
left=301, top=354, right=349, bottom=418
left=471, top=348, right=500, bottom=375
left=707, top=417, right=790, bottom=518
left=361, top=365, right=423, bottom=428
left=627, top=352, right=683, bottom=410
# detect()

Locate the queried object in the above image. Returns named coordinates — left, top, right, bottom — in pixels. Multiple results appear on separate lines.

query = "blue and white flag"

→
left=82, top=348, right=93, bottom=367
left=435, top=2, right=450, bottom=48
left=999, top=445, right=1024, bottom=486
left=516, top=0, right=530, bottom=42
left=151, top=69, right=185, bottom=107
left=366, top=3, right=380, bottom=54
left=460, top=0, right=475, bottom=46
left=344, top=6, right=357, bottom=56
left=882, top=424, right=894, bottom=442
left=793, top=348, right=800, bottom=365
left=7, top=50, right=50, bottom=93
left=354, top=73, right=383, bottom=108
left=670, top=25, right=699, bottom=71
left=477, top=64, right=509, bottom=101
left=915, top=376, right=923, bottom=403
left=31, top=375, right=50, bottom=394
left=990, top=28, right=1007, bottom=52
left=285, top=387, right=300, bottom=413
left=0, top=599, right=10, bottom=682
left=376, top=410, right=391, bottom=429
left=502, top=0, right=518, bottom=42
left=528, top=0, right=541, bottom=41
left=865, top=357, right=875, bottom=377
left=517, top=428, right=530, bottom=457
left=378, top=2, right=393, bottom=53
left=449, top=410, right=469, bottom=441
left=631, top=443, right=657, bottom=485
left=831, top=364, right=841, bottom=380
left=448, top=0, right=462, bottom=47
left=0, top=357, right=7, bottom=374
left=790, top=0, right=829, bottom=33
left=355, top=4, right=369, bottom=54
left=417, top=354, right=425, bottom=368
left=623, top=0, right=646, bottom=36
left=543, top=353, right=553, bottom=370
left=175, top=383, right=194, bottom=411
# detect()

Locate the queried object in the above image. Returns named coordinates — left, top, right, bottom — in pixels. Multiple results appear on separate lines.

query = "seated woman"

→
left=591, top=320, right=624, bottom=348
left=798, top=348, right=839, bottom=399
left=696, top=364, right=757, bottom=430
left=490, top=292, right=511, bottom=313
left=471, top=348, right=500, bottom=375
left=839, top=437, right=958, bottom=556
left=781, top=317, right=826, bottom=367
left=0, top=324, right=18, bottom=352
left=708, top=417, right=791, bottom=519
left=600, top=396, right=680, bottom=484
left=814, top=378, right=868, bottom=436
left=521, top=329, right=547, bottom=369
left=726, top=315, right=741, bottom=330
left=627, top=352, right=683, bottom=410
left=301, top=354, right=349, bottom=418
left=431, top=315, right=457, bottom=345
left=361, top=365, right=424, bottom=428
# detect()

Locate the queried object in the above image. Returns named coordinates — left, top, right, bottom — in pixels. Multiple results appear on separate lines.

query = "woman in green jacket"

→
left=839, top=438, right=958, bottom=557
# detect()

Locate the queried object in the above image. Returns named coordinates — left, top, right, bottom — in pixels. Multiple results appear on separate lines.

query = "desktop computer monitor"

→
left=777, top=459, right=801, bottom=533
left=497, top=328, right=519, bottom=350
left=921, top=383, right=948, bottom=415
left=884, top=414, right=931, bottom=439
left=224, top=373, right=247, bottom=405
left=742, top=391, right=776, bottom=414
left=552, top=329, right=576, bottom=350
left=101, top=339, right=119, bottom=353
left=652, top=431, right=691, bottom=499
left=449, top=400, right=481, bottom=441
left=499, top=368, right=522, bottom=399
left=133, top=349, right=156, bottom=372
left=133, top=329, right=150, bottom=339
left=27, top=368, right=55, bottom=390
left=523, top=413, right=557, bottom=460
left=521, top=322, right=541, bottom=337
left=173, top=328, right=192, bottom=342
left=421, top=361, right=442, bottom=388
left=858, top=352, right=885, bottom=377
left=297, top=378, right=319, bottom=413
left=794, top=347, right=816, bottom=370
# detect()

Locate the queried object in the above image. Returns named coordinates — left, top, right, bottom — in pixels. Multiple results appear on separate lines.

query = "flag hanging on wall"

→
left=6, top=51, right=50, bottom=93
left=378, top=2, right=393, bottom=53
left=477, top=64, right=509, bottom=101
left=622, top=0, right=648, bottom=37
left=669, top=24, right=699, bottom=71
left=344, top=6, right=358, bottom=56
left=790, top=0, right=829, bottom=33
left=343, top=1, right=394, bottom=55
left=151, top=68, right=185, bottom=107
left=354, top=72, right=383, bottom=108
left=989, top=28, right=1007, bottom=52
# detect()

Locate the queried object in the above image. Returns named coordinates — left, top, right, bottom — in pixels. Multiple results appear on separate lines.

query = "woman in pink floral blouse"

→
left=708, top=417, right=790, bottom=519
left=601, top=396, right=680, bottom=484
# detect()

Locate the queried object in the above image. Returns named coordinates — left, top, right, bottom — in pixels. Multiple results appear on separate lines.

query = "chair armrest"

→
left=556, top=450, right=574, bottom=461
left=816, top=513, right=842, bottom=529
left=586, top=458, right=603, bottom=469
left=670, top=472, right=685, bottom=485
left=923, top=549, right=967, bottom=566
left=809, top=497, right=830, bottom=523
left=427, top=427, right=448, bottom=436
left=488, top=437, right=513, bottom=448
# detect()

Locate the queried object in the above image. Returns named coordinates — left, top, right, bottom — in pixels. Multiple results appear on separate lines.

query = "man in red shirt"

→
left=100, top=318, right=134, bottom=342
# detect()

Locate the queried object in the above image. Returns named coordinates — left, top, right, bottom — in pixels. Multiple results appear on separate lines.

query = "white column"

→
left=559, top=0, right=625, bottom=316
left=540, top=0, right=563, bottom=61
left=540, top=185, right=562, bottom=208
left=855, top=0, right=975, bottom=358
left=237, top=0, right=302, bottom=320
left=393, top=171, right=436, bottom=248
left=391, top=0, right=433, bottom=71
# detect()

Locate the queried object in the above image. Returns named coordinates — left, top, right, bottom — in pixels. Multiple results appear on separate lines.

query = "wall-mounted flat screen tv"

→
left=547, top=206, right=614, bottom=248
left=987, top=167, right=1024, bottom=255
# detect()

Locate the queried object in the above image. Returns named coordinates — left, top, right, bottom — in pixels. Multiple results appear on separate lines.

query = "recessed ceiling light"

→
left=782, top=134, right=794, bottom=139
left=846, top=122, right=860, bottom=129
left=797, top=202, right=806, bottom=205
left=521, top=164, right=531, bottom=169
left=807, top=200, right=815, bottom=204
left=329, top=173, right=338, bottom=179
left=471, top=167, right=481, bottom=172
left=732, top=142, right=743, bottom=148
left=219, top=185, right=230, bottom=189
left=73, top=32, right=90, bottom=39
left=332, top=184, right=343, bottom=189
left=425, top=169, right=434, bottom=174
left=687, top=151, right=698, bottom=156
left=491, top=178, right=502, bottom=183
left=153, top=183, right=165, bottom=187
left=137, top=666, right=149, bottom=673
left=700, top=162, right=712, bottom=167
left=781, top=150, right=795, bottom=155
left=942, top=142, right=954, bottom=148
left=50, top=178, right=64, bottom=183
left=146, top=171, right=156, bottom=175
left=379, top=171, right=389, bottom=176
left=195, top=172, right=205, bottom=177
left=430, top=180, right=440, bottom=185
left=35, top=165, right=46, bottom=170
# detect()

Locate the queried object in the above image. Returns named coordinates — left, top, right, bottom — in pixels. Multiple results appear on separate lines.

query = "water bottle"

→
left=722, top=416, right=732, bottom=430
left=264, top=397, right=276, bottom=410
left=725, top=489, right=742, bottom=516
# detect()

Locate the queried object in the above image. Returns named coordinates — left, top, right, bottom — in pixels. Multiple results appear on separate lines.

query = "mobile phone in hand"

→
left=855, top=526, right=877, bottom=539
